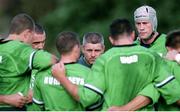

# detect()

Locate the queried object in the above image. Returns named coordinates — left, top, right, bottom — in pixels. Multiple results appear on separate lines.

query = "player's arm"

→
left=165, top=50, right=180, bottom=64
left=0, top=93, right=26, bottom=108
left=31, top=50, right=58, bottom=70
left=154, top=54, right=180, bottom=105
left=172, top=63, right=180, bottom=106
left=108, top=82, right=160, bottom=111
left=51, top=62, right=79, bottom=101
left=108, top=95, right=151, bottom=111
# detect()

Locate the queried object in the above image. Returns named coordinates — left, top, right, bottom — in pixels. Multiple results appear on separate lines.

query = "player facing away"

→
left=0, top=13, right=57, bottom=110
left=32, top=31, right=90, bottom=111
left=52, top=18, right=180, bottom=111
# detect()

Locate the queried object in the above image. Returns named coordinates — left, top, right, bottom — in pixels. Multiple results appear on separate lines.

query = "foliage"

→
left=0, top=0, right=180, bottom=54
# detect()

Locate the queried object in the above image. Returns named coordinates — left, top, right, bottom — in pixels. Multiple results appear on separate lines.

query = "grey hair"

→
left=82, top=32, right=104, bottom=45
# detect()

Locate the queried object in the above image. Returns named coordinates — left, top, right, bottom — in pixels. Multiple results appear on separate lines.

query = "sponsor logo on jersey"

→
left=44, top=76, right=84, bottom=85
left=120, top=55, right=138, bottom=64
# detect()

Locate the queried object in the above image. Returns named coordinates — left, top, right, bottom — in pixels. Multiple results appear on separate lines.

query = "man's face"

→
left=135, top=20, right=153, bottom=40
left=82, top=43, right=104, bottom=64
left=32, top=33, right=46, bottom=49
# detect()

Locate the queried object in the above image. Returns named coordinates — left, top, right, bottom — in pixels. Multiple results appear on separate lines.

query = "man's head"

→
left=32, top=23, right=46, bottom=50
left=56, top=31, right=80, bottom=60
left=9, top=13, right=35, bottom=44
left=134, top=5, right=157, bottom=40
left=82, top=32, right=105, bottom=65
left=109, top=18, right=134, bottom=45
left=166, top=30, right=180, bottom=52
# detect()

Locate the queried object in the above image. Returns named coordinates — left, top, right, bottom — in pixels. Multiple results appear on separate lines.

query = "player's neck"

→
left=8, top=34, right=21, bottom=41
left=113, top=38, right=133, bottom=46
left=60, top=54, right=77, bottom=64
left=141, top=32, right=159, bottom=44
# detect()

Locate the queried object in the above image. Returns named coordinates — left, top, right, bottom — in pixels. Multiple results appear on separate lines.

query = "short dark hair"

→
left=9, top=13, right=34, bottom=34
left=82, top=32, right=104, bottom=45
left=56, top=31, right=80, bottom=54
left=166, top=30, right=180, bottom=49
left=110, top=18, right=133, bottom=40
left=35, top=23, right=45, bottom=35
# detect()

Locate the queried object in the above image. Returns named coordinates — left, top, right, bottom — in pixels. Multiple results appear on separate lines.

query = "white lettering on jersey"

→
left=120, top=55, right=138, bottom=64
left=44, top=76, right=84, bottom=85
left=0, top=56, right=2, bottom=63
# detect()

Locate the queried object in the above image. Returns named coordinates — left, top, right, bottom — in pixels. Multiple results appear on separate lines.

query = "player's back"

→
left=98, top=44, right=159, bottom=110
left=0, top=40, right=34, bottom=96
left=33, top=63, right=90, bottom=111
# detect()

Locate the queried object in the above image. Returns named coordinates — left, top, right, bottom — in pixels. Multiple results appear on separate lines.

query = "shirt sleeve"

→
left=78, top=56, right=106, bottom=110
left=138, top=83, right=160, bottom=105
left=32, top=75, right=44, bottom=110
left=31, top=50, right=52, bottom=70
left=153, top=54, right=180, bottom=104
left=172, top=62, right=180, bottom=82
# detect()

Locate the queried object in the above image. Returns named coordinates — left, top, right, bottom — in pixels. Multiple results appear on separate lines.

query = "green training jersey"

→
left=29, top=69, right=38, bottom=89
left=78, top=44, right=180, bottom=111
left=140, top=33, right=167, bottom=57
left=0, top=40, right=52, bottom=108
left=26, top=69, right=38, bottom=111
left=157, top=60, right=180, bottom=111
left=32, top=62, right=90, bottom=111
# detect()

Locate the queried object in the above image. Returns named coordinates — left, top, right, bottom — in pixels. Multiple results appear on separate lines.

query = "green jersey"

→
left=157, top=60, right=180, bottom=111
left=26, top=69, right=38, bottom=111
left=140, top=33, right=167, bottom=57
left=78, top=44, right=180, bottom=110
left=29, top=70, right=38, bottom=89
left=32, top=63, right=90, bottom=111
left=0, top=40, right=52, bottom=108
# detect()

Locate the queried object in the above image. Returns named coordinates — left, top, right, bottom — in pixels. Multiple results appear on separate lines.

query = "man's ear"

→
left=102, top=45, right=105, bottom=53
left=130, top=31, right=135, bottom=41
left=22, top=29, right=31, bottom=39
left=109, top=36, right=114, bottom=45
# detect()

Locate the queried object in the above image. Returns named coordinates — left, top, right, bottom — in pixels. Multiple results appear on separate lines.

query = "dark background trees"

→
left=0, top=0, right=179, bottom=55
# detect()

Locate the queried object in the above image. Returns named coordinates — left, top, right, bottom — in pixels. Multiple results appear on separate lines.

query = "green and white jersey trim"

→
left=155, top=75, right=175, bottom=88
left=29, top=50, right=37, bottom=70
left=84, top=84, right=103, bottom=95
left=33, top=98, right=44, bottom=105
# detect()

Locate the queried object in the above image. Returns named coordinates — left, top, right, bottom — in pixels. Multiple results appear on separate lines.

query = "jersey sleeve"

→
left=31, top=50, right=52, bottom=70
left=78, top=56, right=106, bottom=110
left=32, top=76, right=44, bottom=110
left=138, top=83, right=160, bottom=105
left=29, top=70, right=38, bottom=89
left=172, top=62, right=180, bottom=82
left=153, top=55, right=180, bottom=104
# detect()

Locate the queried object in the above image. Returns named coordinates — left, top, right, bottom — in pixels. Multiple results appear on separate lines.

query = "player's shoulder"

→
left=130, top=45, right=161, bottom=59
left=160, top=33, right=167, bottom=38
left=66, top=63, right=91, bottom=72
left=35, top=67, right=51, bottom=79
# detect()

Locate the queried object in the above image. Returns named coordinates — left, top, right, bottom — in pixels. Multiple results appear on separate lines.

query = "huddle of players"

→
left=0, top=5, right=180, bottom=111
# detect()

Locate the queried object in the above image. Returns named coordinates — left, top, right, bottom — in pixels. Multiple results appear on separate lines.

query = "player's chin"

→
left=91, top=60, right=96, bottom=64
